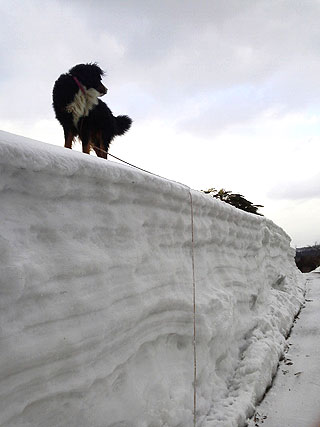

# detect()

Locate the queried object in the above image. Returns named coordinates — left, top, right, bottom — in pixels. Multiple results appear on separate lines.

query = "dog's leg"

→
left=93, top=145, right=107, bottom=159
left=81, top=130, right=91, bottom=154
left=93, top=145, right=105, bottom=158
left=98, top=138, right=108, bottom=159
left=82, top=138, right=90, bottom=154
left=102, top=136, right=112, bottom=160
left=93, top=133, right=108, bottom=159
left=64, top=129, right=74, bottom=149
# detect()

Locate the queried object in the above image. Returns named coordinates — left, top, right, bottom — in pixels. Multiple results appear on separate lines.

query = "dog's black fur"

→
left=52, top=63, right=132, bottom=158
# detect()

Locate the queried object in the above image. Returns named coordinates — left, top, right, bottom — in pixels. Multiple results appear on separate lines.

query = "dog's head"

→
left=69, top=63, right=107, bottom=96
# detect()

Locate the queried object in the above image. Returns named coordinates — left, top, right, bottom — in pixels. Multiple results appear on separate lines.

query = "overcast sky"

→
left=1, top=0, right=320, bottom=247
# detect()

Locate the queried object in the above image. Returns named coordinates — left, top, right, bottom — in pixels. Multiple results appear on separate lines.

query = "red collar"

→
left=72, top=76, right=86, bottom=94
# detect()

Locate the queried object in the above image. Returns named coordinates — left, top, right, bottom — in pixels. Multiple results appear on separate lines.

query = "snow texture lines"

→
left=0, top=130, right=305, bottom=427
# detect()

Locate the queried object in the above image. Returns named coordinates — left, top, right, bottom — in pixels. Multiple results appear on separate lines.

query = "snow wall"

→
left=0, top=130, right=305, bottom=427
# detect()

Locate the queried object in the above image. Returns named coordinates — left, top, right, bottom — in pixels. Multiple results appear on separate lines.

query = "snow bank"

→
left=0, top=130, right=305, bottom=427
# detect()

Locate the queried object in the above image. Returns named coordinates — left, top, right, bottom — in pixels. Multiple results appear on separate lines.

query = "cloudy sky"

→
left=1, top=0, right=320, bottom=247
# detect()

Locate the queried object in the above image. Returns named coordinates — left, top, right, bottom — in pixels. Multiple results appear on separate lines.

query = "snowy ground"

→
left=0, top=130, right=305, bottom=427
left=248, top=268, right=320, bottom=427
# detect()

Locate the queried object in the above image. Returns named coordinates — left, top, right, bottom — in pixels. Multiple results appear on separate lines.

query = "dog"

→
left=52, top=63, right=132, bottom=158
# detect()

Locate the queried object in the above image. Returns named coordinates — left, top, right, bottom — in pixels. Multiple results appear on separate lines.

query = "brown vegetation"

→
left=202, top=188, right=264, bottom=216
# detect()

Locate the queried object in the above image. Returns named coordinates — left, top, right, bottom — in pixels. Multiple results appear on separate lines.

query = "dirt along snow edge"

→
left=248, top=269, right=320, bottom=427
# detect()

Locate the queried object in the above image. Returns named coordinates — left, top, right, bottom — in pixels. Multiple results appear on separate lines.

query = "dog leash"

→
left=92, top=144, right=198, bottom=425
left=72, top=76, right=86, bottom=94
left=189, top=190, right=197, bottom=427
left=92, top=145, right=162, bottom=177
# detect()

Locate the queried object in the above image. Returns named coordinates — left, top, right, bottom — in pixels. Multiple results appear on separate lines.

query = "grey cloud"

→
left=57, top=0, right=320, bottom=93
left=268, top=173, right=320, bottom=200
left=1, top=0, right=320, bottom=133
left=86, top=0, right=320, bottom=133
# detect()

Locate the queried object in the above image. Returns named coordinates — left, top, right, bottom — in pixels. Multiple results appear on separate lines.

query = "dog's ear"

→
left=89, top=62, right=105, bottom=78
left=68, top=63, right=105, bottom=89
left=68, top=64, right=86, bottom=78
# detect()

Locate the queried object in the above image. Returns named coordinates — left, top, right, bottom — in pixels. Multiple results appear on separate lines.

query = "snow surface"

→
left=0, top=130, right=305, bottom=427
left=248, top=269, right=320, bottom=427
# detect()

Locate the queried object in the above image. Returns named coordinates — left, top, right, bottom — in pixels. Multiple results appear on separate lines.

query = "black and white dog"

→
left=52, top=63, right=132, bottom=158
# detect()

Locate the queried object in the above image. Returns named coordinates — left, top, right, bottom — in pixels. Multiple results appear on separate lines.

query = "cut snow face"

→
left=0, top=130, right=305, bottom=427
left=248, top=270, right=320, bottom=427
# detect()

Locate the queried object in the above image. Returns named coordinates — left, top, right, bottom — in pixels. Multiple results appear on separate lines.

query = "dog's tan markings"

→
left=64, top=131, right=74, bottom=149
left=66, top=87, right=100, bottom=129
left=82, top=141, right=90, bottom=154
left=91, top=131, right=107, bottom=159
left=97, top=140, right=107, bottom=159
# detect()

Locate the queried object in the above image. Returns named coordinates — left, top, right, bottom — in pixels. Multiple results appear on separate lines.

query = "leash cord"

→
left=108, top=152, right=159, bottom=176
left=189, top=190, right=197, bottom=427
left=91, top=144, right=168, bottom=178
left=82, top=144, right=197, bottom=424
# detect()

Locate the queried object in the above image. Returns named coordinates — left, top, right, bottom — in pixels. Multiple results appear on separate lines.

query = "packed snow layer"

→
left=248, top=270, right=320, bottom=427
left=0, top=130, right=305, bottom=427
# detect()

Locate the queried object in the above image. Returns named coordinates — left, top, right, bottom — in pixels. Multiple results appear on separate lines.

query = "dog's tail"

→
left=115, top=115, right=132, bottom=136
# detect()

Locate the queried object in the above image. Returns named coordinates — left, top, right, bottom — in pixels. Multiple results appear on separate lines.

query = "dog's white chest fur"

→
left=66, top=87, right=100, bottom=128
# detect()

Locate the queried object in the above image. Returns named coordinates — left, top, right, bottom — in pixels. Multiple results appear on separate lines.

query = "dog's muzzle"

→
left=98, top=83, right=108, bottom=96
